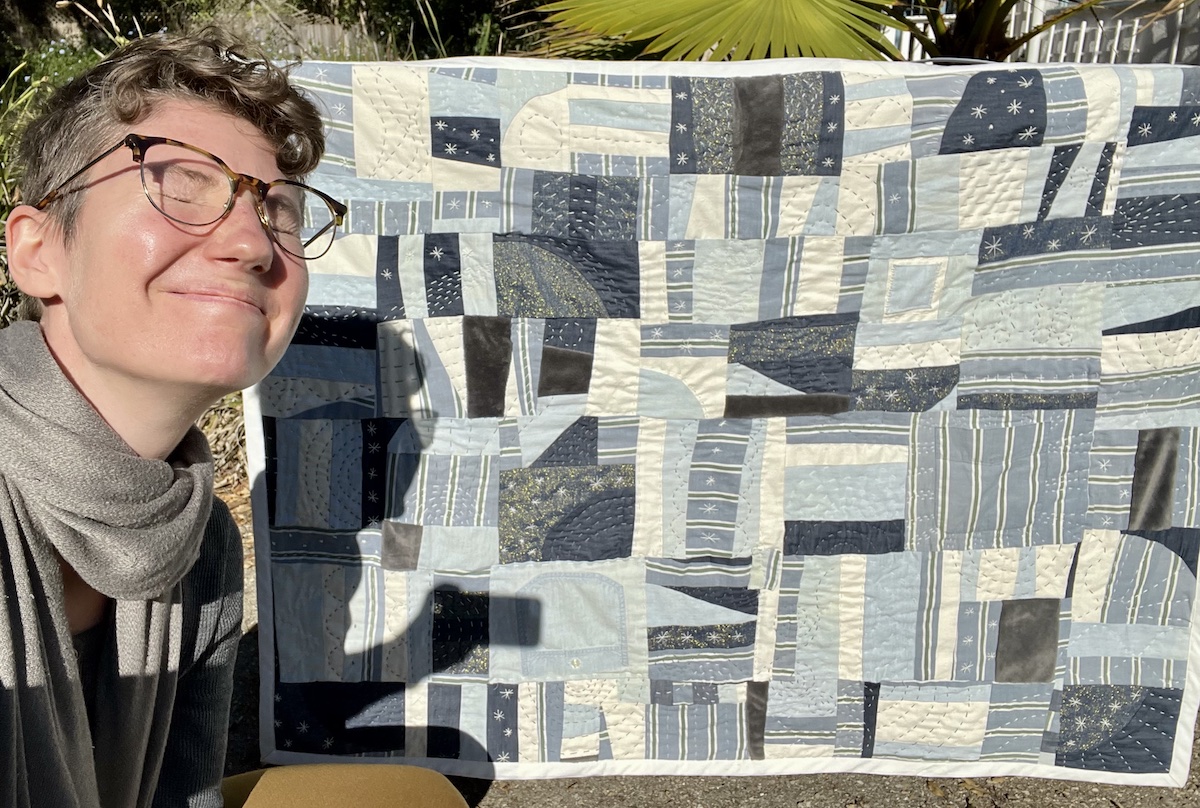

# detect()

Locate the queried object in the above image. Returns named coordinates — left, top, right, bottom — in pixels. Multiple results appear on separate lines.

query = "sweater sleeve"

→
left=152, top=498, right=244, bottom=808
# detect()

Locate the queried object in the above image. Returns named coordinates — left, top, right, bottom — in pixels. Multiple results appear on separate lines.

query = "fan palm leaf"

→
left=538, top=0, right=903, bottom=60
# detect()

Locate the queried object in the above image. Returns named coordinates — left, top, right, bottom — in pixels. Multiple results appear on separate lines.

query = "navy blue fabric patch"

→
left=666, top=586, right=759, bottom=615
left=1086, top=143, right=1118, bottom=218
left=669, top=76, right=697, bottom=174
left=863, top=682, right=880, bottom=758
left=262, top=417, right=279, bottom=525
left=545, top=318, right=598, bottom=353
left=1123, top=528, right=1200, bottom=578
left=274, top=680, right=405, bottom=755
left=362, top=419, right=407, bottom=526
left=1113, top=194, right=1200, bottom=248
left=958, top=392, right=1099, bottom=411
left=1065, top=542, right=1083, bottom=599
left=1127, top=106, right=1200, bottom=145
left=852, top=366, right=959, bottom=412
left=431, top=587, right=490, bottom=675
left=1103, top=305, right=1200, bottom=336
left=424, top=233, right=464, bottom=316
left=940, top=70, right=1047, bottom=154
left=804, top=72, right=845, bottom=176
left=978, top=216, right=1111, bottom=266
left=1057, top=686, right=1181, bottom=773
left=728, top=313, right=858, bottom=394
left=292, top=310, right=379, bottom=348
left=1038, top=144, right=1082, bottom=221
left=376, top=235, right=404, bottom=319
left=531, top=172, right=640, bottom=241
left=648, top=622, right=756, bottom=651
left=542, top=488, right=635, bottom=562
left=493, top=234, right=641, bottom=318
left=499, top=465, right=635, bottom=563
left=431, top=116, right=501, bottom=166
left=488, top=683, right=521, bottom=763
left=783, top=520, right=906, bottom=556
left=651, top=679, right=675, bottom=705
left=533, top=417, right=599, bottom=467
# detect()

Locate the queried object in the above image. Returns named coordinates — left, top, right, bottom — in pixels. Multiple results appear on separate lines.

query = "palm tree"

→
left=894, top=0, right=1110, bottom=61
left=530, top=0, right=905, bottom=60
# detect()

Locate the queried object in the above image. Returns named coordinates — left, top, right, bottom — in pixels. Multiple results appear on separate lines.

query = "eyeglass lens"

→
left=139, top=141, right=338, bottom=260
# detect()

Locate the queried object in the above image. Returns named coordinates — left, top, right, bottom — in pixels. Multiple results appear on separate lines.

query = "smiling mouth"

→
left=172, top=291, right=265, bottom=315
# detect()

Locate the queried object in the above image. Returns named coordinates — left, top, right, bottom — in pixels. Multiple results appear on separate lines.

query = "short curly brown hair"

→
left=14, top=27, right=326, bottom=319
left=17, top=27, right=326, bottom=236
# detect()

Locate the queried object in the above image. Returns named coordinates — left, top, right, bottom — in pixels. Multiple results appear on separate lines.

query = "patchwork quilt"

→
left=246, top=57, right=1200, bottom=784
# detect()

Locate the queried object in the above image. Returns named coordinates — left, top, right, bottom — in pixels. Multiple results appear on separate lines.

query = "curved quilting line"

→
left=1118, top=532, right=1198, bottom=595
left=543, top=488, right=635, bottom=562
left=357, top=68, right=426, bottom=179
left=638, top=369, right=707, bottom=419
left=493, top=241, right=607, bottom=317
left=1145, top=327, right=1198, bottom=359
left=510, top=111, right=566, bottom=161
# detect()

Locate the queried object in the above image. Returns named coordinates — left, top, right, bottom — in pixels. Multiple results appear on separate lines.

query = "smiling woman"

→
left=0, top=28, right=461, bottom=808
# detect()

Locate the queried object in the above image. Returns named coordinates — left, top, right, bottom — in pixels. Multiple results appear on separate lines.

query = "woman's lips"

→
left=170, top=289, right=265, bottom=315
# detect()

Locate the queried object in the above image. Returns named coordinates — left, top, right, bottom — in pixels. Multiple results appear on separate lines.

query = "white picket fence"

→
left=893, top=0, right=1197, bottom=64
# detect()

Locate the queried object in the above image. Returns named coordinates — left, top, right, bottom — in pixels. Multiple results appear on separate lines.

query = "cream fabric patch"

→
left=354, top=65, right=431, bottom=182
left=958, top=150, right=1029, bottom=231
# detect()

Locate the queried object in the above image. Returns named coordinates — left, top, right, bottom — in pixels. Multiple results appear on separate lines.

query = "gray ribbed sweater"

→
left=149, top=499, right=243, bottom=807
left=3, top=490, right=243, bottom=808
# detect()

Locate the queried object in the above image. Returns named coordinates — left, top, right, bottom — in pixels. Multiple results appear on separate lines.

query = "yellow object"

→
left=223, top=765, right=469, bottom=808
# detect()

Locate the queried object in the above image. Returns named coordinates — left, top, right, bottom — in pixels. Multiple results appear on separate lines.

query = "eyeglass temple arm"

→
left=31, top=139, right=131, bottom=210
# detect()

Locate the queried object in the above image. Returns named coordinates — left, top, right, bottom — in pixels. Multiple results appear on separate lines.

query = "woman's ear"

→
left=5, top=205, right=67, bottom=301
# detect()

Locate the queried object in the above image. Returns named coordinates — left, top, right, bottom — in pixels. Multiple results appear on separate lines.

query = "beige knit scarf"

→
left=0, top=321, right=214, bottom=807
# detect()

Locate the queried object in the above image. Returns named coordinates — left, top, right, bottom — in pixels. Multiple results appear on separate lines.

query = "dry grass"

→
left=197, top=393, right=256, bottom=625
left=197, top=391, right=249, bottom=495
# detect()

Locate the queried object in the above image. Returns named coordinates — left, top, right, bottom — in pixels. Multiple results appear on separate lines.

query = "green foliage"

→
left=533, top=0, right=903, bottom=60
left=0, top=19, right=109, bottom=328
left=291, top=0, right=505, bottom=60
left=0, top=61, right=50, bottom=324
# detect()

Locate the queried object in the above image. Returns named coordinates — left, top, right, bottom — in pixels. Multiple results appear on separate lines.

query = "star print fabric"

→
left=250, top=59, right=1200, bottom=785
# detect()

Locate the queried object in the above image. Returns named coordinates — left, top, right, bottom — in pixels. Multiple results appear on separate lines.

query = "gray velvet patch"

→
left=995, top=598, right=1060, bottom=683
left=381, top=522, right=423, bottom=571
left=537, top=346, right=593, bottom=397
left=734, top=76, right=784, bottom=176
left=724, top=394, right=851, bottom=418
left=1127, top=427, right=1180, bottom=532
left=463, top=315, right=512, bottom=418
left=745, top=681, right=769, bottom=760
